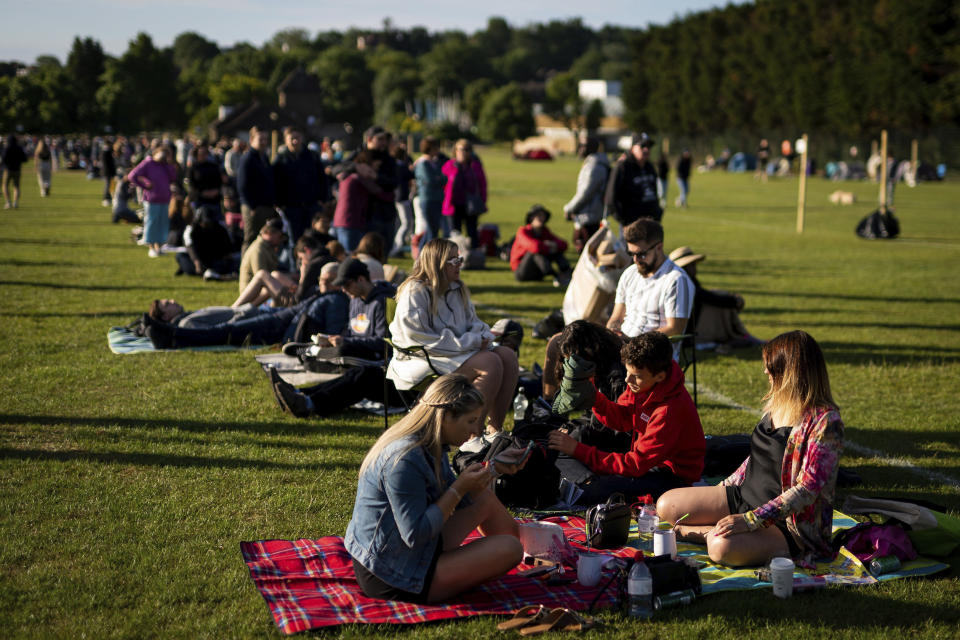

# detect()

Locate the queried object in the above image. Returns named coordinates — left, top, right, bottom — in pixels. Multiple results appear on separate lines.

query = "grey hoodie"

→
left=564, top=152, right=611, bottom=226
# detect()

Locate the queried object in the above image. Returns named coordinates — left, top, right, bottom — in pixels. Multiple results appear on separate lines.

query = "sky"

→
left=0, top=0, right=749, bottom=64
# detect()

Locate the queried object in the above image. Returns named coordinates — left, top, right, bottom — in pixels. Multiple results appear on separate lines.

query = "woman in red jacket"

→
left=509, top=205, right=572, bottom=286
left=548, top=331, right=705, bottom=505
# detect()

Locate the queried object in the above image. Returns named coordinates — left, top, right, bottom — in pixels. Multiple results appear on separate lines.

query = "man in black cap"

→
left=604, top=132, right=663, bottom=226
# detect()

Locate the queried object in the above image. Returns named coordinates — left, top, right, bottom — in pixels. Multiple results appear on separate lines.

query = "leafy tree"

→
left=65, top=36, right=106, bottom=130
left=172, top=32, right=219, bottom=70
left=463, top=78, right=496, bottom=124
left=545, top=71, right=583, bottom=134
left=310, top=45, right=373, bottom=124
left=476, top=17, right=512, bottom=58
left=418, top=35, right=492, bottom=98
left=96, top=33, right=184, bottom=132
left=369, top=48, right=420, bottom=125
left=208, top=74, right=269, bottom=106
left=477, top=83, right=534, bottom=141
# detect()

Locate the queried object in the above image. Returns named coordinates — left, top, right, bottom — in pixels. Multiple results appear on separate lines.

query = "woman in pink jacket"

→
left=441, top=139, right=487, bottom=248
left=127, top=145, right=177, bottom=257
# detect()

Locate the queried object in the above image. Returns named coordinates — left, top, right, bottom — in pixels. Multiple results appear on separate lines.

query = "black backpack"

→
left=452, top=421, right=561, bottom=509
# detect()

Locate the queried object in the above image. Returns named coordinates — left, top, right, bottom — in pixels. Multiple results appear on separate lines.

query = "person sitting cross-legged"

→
left=509, top=204, right=572, bottom=287
left=547, top=331, right=705, bottom=505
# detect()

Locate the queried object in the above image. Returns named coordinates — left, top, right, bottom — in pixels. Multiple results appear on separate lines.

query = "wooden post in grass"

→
left=879, top=129, right=888, bottom=213
left=911, top=138, right=919, bottom=183
left=662, top=137, right=670, bottom=155
left=796, top=133, right=808, bottom=233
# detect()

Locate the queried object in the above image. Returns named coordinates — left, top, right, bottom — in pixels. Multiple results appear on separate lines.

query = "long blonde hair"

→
left=359, top=374, right=486, bottom=486
left=762, top=330, right=838, bottom=427
left=397, top=238, right=471, bottom=318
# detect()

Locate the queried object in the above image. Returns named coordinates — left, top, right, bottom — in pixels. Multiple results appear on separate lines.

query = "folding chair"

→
left=381, top=297, right=442, bottom=429
left=670, top=332, right=697, bottom=408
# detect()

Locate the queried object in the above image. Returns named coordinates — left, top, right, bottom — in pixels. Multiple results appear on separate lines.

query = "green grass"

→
left=1, top=153, right=958, bottom=638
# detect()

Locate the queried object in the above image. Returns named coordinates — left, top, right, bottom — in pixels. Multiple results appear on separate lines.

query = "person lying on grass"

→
left=141, top=262, right=347, bottom=348
left=345, top=374, right=524, bottom=604
left=657, top=330, right=844, bottom=567
left=547, top=331, right=705, bottom=506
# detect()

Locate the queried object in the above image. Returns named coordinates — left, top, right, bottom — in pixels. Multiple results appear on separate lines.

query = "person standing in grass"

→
left=2, top=134, right=27, bottom=209
left=657, top=330, right=844, bottom=567
left=126, top=143, right=177, bottom=257
left=345, top=374, right=523, bottom=603
left=34, top=138, right=52, bottom=197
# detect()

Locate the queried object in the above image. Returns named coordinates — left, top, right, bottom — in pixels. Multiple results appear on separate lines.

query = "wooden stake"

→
left=879, top=130, right=888, bottom=213
left=911, top=138, right=919, bottom=182
left=662, top=137, right=670, bottom=155
left=271, top=129, right=279, bottom=162
left=796, top=133, right=808, bottom=234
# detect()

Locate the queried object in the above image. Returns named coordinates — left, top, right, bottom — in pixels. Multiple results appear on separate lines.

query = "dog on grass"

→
left=829, top=190, right=856, bottom=205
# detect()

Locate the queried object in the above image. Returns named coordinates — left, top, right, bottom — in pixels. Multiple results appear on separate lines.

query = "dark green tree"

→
left=310, top=45, right=373, bottom=124
left=477, top=83, right=534, bottom=141
left=65, top=36, right=106, bottom=130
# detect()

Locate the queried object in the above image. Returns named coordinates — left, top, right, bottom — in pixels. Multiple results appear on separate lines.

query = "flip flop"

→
left=496, top=604, right=547, bottom=631
left=519, top=608, right=595, bottom=636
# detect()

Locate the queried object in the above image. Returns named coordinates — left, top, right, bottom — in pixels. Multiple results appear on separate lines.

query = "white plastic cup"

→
left=770, top=557, right=795, bottom=598
left=653, top=529, right=677, bottom=559
left=577, top=551, right=605, bottom=587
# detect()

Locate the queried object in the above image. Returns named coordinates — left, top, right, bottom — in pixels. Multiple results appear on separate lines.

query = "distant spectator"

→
left=355, top=126, right=398, bottom=255
left=2, top=134, right=27, bottom=209
left=675, top=150, right=692, bottom=208
left=390, top=142, right=416, bottom=257
left=238, top=217, right=287, bottom=292
left=224, top=138, right=245, bottom=182
left=756, top=138, right=770, bottom=182
left=563, top=137, right=609, bottom=252
left=111, top=174, right=139, bottom=224
left=274, top=126, right=328, bottom=243
left=414, top=136, right=448, bottom=243
left=34, top=139, right=52, bottom=197
left=236, top=126, right=277, bottom=255
left=187, top=144, right=225, bottom=220
left=656, top=153, right=669, bottom=208
left=605, top=133, right=662, bottom=227
left=100, top=139, right=116, bottom=207
left=353, top=231, right=387, bottom=282
left=126, top=144, right=177, bottom=257
left=509, top=204, right=571, bottom=285
left=333, top=152, right=388, bottom=252
left=442, top=139, right=487, bottom=248
left=175, top=205, right=238, bottom=279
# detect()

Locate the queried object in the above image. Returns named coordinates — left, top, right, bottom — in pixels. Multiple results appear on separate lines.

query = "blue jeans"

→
left=334, top=227, right=366, bottom=253
left=557, top=456, right=688, bottom=506
left=676, top=177, right=689, bottom=206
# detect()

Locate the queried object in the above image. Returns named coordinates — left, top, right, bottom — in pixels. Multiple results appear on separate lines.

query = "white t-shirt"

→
left=615, top=258, right=694, bottom=338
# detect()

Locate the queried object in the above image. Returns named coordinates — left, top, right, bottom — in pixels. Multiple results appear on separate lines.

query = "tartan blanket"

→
left=241, top=516, right=625, bottom=635
left=242, top=512, right=950, bottom=635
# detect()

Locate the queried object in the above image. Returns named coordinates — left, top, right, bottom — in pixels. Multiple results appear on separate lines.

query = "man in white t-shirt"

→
left=607, top=217, right=693, bottom=343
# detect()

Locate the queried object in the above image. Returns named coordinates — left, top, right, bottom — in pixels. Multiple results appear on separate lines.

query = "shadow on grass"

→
left=696, top=337, right=960, bottom=366
left=0, top=237, right=126, bottom=250
left=0, top=280, right=212, bottom=292
left=0, top=413, right=381, bottom=439
left=738, top=288, right=960, bottom=306
left=0, top=259, right=87, bottom=268
left=0, top=447, right=357, bottom=472
left=0, top=311, right=144, bottom=318
left=472, top=283, right=559, bottom=297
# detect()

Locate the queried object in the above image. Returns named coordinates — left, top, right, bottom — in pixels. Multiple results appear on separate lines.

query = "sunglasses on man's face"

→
left=627, top=242, right=661, bottom=261
left=447, top=256, right=464, bottom=267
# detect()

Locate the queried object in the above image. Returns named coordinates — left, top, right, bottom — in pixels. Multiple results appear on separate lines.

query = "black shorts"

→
left=352, top=535, right=443, bottom=604
left=725, top=485, right=802, bottom=558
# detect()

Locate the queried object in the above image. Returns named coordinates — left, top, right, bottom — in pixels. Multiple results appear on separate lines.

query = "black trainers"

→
left=269, top=367, right=311, bottom=418
left=281, top=342, right=313, bottom=359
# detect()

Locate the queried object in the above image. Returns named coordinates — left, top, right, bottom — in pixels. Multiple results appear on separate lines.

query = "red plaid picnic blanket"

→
left=241, top=516, right=635, bottom=634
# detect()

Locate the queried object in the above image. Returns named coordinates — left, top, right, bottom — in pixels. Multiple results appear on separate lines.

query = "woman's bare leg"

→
left=490, top=346, right=518, bottom=432
left=456, top=350, right=503, bottom=432
left=706, top=526, right=790, bottom=567
left=428, top=490, right=523, bottom=602
left=657, top=484, right=730, bottom=525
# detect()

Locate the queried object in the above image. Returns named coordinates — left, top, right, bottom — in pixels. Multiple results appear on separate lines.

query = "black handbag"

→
left=466, top=192, right=487, bottom=216
left=585, top=493, right=632, bottom=549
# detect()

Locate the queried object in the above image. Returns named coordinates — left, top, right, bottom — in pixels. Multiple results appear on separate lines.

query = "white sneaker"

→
left=148, top=248, right=161, bottom=258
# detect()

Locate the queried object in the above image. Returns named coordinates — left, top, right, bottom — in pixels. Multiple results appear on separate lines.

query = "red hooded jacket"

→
left=509, top=224, right=568, bottom=271
left=573, top=360, right=705, bottom=483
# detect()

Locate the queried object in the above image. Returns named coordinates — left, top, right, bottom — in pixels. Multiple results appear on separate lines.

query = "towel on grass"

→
left=108, top=326, right=255, bottom=354
left=242, top=512, right=949, bottom=634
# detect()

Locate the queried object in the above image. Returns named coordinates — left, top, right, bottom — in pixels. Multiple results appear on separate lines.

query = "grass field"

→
left=1, top=150, right=958, bottom=638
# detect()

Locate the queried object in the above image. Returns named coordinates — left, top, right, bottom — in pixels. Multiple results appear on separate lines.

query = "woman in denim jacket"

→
left=657, top=330, right=844, bottom=567
left=345, top=374, right=523, bottom=603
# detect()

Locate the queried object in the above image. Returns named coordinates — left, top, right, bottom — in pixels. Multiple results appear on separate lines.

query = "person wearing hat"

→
left=668, top=246, right=763, bottom=351
left=509, top=204, right=572, bottom=286
left=269, top=257, right=404, bottom=418
left=237, top=217, right=289, bottom=292
left=604, top=132, right=663, bottom=227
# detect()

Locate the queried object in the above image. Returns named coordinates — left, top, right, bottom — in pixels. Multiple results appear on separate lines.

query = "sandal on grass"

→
left=519, top=608, right=595, bottom=636
left=497, top=604, right=547, bottom=631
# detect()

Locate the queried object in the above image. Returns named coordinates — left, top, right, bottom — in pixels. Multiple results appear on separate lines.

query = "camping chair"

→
left=670, top=332, right=697, bottom=408
left=381, top=297, right=443, bottom=429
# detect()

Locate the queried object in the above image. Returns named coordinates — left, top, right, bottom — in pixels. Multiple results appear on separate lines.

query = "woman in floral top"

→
left=657, top=330, right=843, bottom=566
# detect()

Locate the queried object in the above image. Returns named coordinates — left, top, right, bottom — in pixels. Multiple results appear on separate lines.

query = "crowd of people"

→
left=4, top=123, right=846, bottom=605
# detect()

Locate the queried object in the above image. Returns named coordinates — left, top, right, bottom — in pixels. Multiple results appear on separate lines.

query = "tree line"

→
left=0, top=1, right=957, bottom=159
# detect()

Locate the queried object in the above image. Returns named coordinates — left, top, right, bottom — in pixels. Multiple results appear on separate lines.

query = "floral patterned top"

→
left=723, top=406, right=844, bottom=564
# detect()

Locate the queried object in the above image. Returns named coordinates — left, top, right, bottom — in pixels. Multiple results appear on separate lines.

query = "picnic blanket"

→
left=242, top=512, right=950, bottom=634
left=241, top=516, right=617, bottom=635
left=107, top=326, right=256, bottom=354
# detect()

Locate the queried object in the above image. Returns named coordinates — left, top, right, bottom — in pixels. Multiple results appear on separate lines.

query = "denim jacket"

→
left=345, top=435, right=458, bottom=592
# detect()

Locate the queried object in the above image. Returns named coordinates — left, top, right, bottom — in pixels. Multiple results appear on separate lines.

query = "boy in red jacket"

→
left=548, top=331, right=705, bottom=505
left=509, top=204, right=572, bottom=286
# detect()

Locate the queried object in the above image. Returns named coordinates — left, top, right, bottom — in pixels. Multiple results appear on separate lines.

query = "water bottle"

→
left=513, top=392, right=529, bottom=421
left=627, top=553, right=653, bottom=619
left=636, top=513, right=657, bottom=552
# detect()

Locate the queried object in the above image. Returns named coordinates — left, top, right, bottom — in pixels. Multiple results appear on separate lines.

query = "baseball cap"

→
left=332, top=258, right=370, bottom=287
